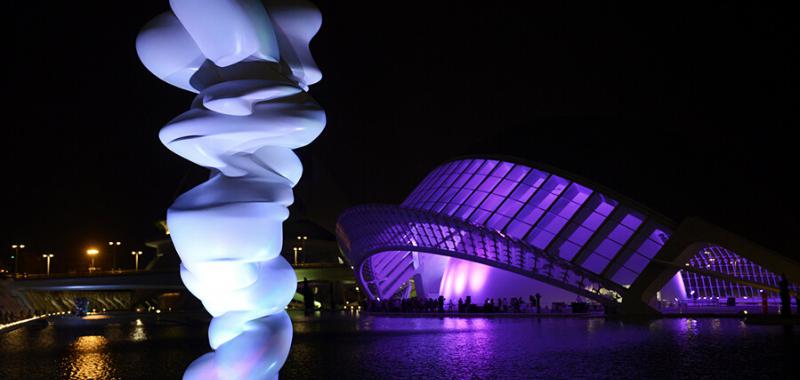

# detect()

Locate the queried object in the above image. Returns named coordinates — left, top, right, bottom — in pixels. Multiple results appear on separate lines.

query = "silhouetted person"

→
left=302, top=277, right=314, bottom=315
left=535, top=293, right=541, bottom=314
left=796, top=295, right=800, bottom=315
left=778, top=274, right=791, bottom=318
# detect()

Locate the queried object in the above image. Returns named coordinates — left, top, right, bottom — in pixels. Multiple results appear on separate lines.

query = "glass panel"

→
left=452, top=205, right=476, bottom=220
left=452, top=160, right=471, bottom=173
left=515, top=203, right=546, bottom=226
left=649, top=228, right=671, bottom=245
left=496, top=199, right=524, bottom=217
left=524, top=191, right=558, bottom=216
left=450, top=188, right=473, bottom=206
left=490, top=161, right=515, bottom=178
left=478, top=175, right=502, bottom=192
left=583, top=254, right=610, bottom=274
left=582, top=212, right=607, bottom=231
left=556, top=239, right=582, bottom=260
left=428, top=187, right=448, bottom=204
left=607, top=225, right=635, bottom=245
left=506, top=165, right=530, bottom=182
left=611, top=267, right=637, bottom=286
left=465, top=159, right=484, bottom=173
left=540, top=175, right=570, bottom=195
left=526, top=228, right=556, bottom=249
left=624, top=253, right=650, bottom=273
left=452, top=172, right=472, bottom=188
left=494, top=178, right=518, bottom=196
left=568, top=226, right=593, bottom=246
left=538, top=213, right=569, bottom=235
left=477, top=160, right=498, bottom=175
left=464, top=174, right=486, bottom=190
left=438, top=188, right=459, bottom=205
left=522, top=169, right=549, bottom=188
left=480, top=194, right=505, bottom=213
left=486, top=214, right=511, bottom=231
left=594, top=239, right=622, bottom=260
left=465, top=190, right=489, bottom=209
left=431, top=202, right=447, bottom=213
left=636, top=239, right=663, bottom=259
left=505, top=220, right=532, bottom=240
left=620, top=213, right=643, bottom=230
left=596, top=199, right=615, bottom=216
left=510, top=183, right=537, bottom=203
left=469, top=208, right=492, bottom=225
left=562, top=182, right=592, bottom=204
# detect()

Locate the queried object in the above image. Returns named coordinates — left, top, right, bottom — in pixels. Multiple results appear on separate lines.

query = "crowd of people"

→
left=362, top=293, right=550, bottom=314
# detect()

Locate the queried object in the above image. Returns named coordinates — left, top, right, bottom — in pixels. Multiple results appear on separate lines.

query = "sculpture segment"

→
left=136, top=1, right=325, bottom=378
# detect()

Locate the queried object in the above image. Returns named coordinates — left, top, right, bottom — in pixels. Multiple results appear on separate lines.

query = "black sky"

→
left=6, top=1, right=799, bottom=272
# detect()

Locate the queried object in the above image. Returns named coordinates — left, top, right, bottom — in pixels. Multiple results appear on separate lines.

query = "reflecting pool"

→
left=1, top=313, right=797, bottom=379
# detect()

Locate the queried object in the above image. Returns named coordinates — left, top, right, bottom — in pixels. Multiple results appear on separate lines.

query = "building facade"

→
left=336, top=156, right=799, bottom=313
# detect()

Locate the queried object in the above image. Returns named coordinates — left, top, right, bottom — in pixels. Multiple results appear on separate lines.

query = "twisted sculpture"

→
left=136, top=1, right=325, bottom=378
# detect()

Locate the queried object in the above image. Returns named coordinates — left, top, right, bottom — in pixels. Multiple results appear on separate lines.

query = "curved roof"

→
left=399, top=157, right=674, bottom=285
left=338, top=204, right=627, bottom=305
left=338, top=157, right=677, bottom=306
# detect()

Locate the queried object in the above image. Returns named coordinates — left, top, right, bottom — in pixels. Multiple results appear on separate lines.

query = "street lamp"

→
left=86, top=248, right=99, bottom=272
left=11, top=244, right=25, bottom=276
left=132, top=251, right=143, bottom=271
left=108, top=241, right=121, bottom=271
left=292, top=246, right=303, bottom=266
left=296, top=235, right=307, bottom=263
left=42, top=254, right=54, bottom=276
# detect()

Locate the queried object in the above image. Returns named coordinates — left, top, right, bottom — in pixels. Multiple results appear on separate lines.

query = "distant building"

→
left=336, top=156, right=799, bottom=314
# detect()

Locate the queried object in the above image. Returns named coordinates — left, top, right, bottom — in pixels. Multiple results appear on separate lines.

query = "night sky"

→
left=6, top=1, right=798, bottom=272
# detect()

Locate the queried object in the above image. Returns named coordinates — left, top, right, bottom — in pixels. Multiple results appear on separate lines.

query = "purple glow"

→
left=681, top=245, right=799, bottom=300
left=437, top=255, right=580, bottom=302
left=339, top=158, right=684, bottom=306
left=439, top=257, right=489, bottom=299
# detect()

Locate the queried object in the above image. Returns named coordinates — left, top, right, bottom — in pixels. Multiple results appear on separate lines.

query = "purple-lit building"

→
left=336, top=156, right=799, bottom=313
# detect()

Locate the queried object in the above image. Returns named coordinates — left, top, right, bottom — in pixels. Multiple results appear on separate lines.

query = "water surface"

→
left=1, top=313, right=797, bottom=379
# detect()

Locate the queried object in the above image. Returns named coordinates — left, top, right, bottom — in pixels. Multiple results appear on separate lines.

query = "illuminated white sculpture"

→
left=136, top=1, right=324, bottom=378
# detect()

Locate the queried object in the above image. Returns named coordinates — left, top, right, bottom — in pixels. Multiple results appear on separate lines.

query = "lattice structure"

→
left=338, top=158, right=680, bottom=308
left=338, top=205, right=625, bottom=305
left=683, top=245, right=797, bottom=299
left=401, top=158, right=674, bottom=285
left=338, top=158, right=799, bottom=312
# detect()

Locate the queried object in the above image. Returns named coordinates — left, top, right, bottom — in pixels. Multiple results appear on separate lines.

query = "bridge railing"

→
left=9, top=269, right=177, bottom=281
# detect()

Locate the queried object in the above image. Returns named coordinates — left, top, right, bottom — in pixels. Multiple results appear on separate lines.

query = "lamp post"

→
left=11, top=244, right=25, bottom=276
left=132, top=251, right=143, bottom=271
left=108, top=241, right=121, bottom=271
left=296, top=235, right=307, bottom=264
left=86, top=248, right=99, bottom=273
left=292, top=246, right=303, bottom=266
left=42, top=254, right=54, bottom=276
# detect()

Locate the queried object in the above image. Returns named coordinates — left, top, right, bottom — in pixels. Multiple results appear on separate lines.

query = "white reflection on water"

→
left=183, top=311, right=293, bottom=380
left=130, top=319, right=147, bottom=342
left=586, top=318, right=605, bottom=334
left=681, top=318, right=699, bottom=336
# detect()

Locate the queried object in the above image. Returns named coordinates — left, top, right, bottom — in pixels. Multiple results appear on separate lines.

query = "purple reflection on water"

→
left=283, top=315, right=798, bottom=379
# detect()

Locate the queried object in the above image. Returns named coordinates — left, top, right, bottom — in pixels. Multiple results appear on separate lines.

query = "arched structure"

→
left=337, top=156, right=799, bottom=314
